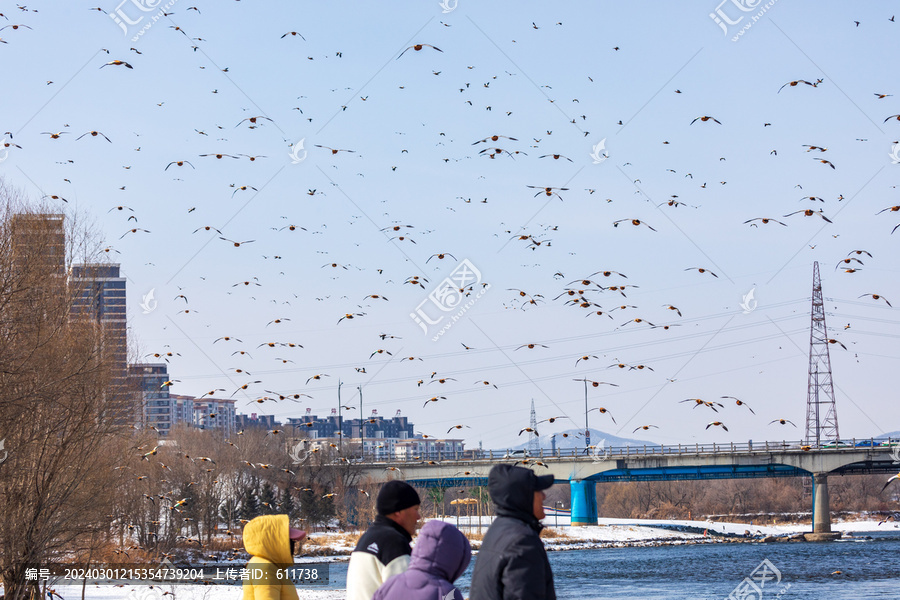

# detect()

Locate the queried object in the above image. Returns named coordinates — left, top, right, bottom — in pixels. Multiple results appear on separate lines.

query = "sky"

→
left=2, top=1, right=899, bottom=451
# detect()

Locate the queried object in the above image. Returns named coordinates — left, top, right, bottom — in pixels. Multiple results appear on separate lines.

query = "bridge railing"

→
left=358, top=437, right=898, bottom=464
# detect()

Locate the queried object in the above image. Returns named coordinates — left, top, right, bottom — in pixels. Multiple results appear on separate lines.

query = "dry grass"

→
left=539, top=528, right=569, bottom=539
left=300, top=531, right=361, bottom=556
left=200, top=536, right=242, bottom=552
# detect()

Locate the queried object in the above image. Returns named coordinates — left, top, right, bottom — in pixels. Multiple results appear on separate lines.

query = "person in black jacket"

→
left=346, top=480, right=421, bottom=600
left=469, top=464, right=556, bottom=600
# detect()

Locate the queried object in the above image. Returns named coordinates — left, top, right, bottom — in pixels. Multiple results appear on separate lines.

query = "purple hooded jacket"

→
left=372, top=520, right=472, bottom=600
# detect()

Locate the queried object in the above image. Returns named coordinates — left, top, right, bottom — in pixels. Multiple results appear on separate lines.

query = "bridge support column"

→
left=569, top=480, right=597, bottom=526
left=804, top=473, right=841, bottom=541
left=812, top=473, right=831, bottom=533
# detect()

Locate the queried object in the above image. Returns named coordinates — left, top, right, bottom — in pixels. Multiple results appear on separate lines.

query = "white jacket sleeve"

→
left=380, top=553, right=410, bottom=582
left=346, top=551, right=411, bottom=600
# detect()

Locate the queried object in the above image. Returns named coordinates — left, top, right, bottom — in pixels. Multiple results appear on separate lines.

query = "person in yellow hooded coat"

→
left=242, top=514, right=306, bottom=600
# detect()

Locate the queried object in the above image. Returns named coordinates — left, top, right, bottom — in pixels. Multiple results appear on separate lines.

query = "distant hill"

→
left=875, top=431, right=900, bottom=440
left=505, top=427, right=660, bottom=452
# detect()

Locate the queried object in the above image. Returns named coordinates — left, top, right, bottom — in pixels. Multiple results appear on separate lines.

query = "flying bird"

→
left=473, top=135, right=518, bottom=145
left=422, top=396, right=446, bottom=408
left=315, top=144, right=356, bottom=155
left=744, top=217, right=787, bottom=227
left=783, top=209, right=832, bottom=223
left=613, top=218, right=656, bottom=231
left=778, top=79, right=820, bottom=92
left=219, top=237, right=255, bottom=247
left=721, top=396, right=755, bottom=414
left=101, top=60, right=133, bottom=69
left=236, top=116, right=273, bottom=127
left=632, top=425, right=659, bottom=433
left=587, top=407, right=616, bottom=423
left=858, top=293, right=891, bottom=307
left=76, top=130, right=111, bottom=142
left=397, top=43, right=443, bottom=59
left=685, top=267, right=718, bottom=278
left=426, top=253, right=456, bottom=263
left=166, top=160, right=195, bottom=170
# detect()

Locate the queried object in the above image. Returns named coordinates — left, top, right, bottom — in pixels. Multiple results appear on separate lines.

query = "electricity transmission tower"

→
left=804, top=261, right=840, bottom=447
left=528, top=399, right=539, bottom=453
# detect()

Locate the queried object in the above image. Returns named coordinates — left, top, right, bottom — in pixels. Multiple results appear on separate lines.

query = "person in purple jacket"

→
left=372, top=519, right=471, bottom=600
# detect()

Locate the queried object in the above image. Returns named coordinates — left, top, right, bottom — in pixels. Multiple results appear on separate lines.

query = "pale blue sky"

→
left=2, top=1, right=899, bottom=448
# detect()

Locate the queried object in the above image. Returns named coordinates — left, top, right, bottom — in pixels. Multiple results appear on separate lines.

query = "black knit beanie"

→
left=376, top=480, right=420, bottom=515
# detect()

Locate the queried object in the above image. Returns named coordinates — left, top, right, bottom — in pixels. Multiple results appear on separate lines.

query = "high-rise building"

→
left=71, top=263, right=130, bottom=422
left=10, top=213, right=65, bottom=276
left=236, top=412, right=280, bottom=431
left=8, top=214, right=66, bottom=327
left=193, top=398, right=236, bottom=435
left=170, top=394, right=195, bottom=427
left=128, top=363, right=172, bottom=433
left=285, top=409, right=413, bottom=439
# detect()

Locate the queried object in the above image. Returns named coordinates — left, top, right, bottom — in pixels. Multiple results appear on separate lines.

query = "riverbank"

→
left=298, top=514, right=895, bottom=556
left=5, top=517, right=894, bottom=600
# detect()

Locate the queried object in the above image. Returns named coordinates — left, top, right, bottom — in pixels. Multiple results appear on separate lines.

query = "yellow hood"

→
left=243, top=514, right=292, bottom=565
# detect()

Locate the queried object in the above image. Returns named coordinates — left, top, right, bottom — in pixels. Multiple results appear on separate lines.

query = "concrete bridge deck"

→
left=356, top=439, right=899, bottom=533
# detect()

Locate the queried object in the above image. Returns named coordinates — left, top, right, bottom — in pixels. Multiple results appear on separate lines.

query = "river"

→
left=320, top=531, right=900, bottom=599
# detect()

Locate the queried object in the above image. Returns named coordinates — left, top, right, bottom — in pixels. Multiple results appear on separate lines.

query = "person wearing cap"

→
left=242, top=514, right=306, bottom=600
left=346, top=480, right=421, bottom=600
left=469, top=464, right=557, bottom=600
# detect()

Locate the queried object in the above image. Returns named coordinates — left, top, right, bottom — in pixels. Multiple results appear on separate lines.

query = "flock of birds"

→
left=3, top=5, right=899, bottom=488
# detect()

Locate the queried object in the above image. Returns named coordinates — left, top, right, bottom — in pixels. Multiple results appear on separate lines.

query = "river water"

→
left=323, top=531, right=900, bottom=599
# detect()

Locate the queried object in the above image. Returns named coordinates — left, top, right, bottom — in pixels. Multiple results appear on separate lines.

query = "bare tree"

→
left=0, top=187, right=132, bottom=600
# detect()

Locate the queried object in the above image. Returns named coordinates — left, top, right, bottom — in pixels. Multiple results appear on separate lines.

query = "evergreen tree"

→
left=259, top=481, right=277, bottom=515
left=297, top=487, right=335, bottom=531
left=220, top=497, right=238, bottom=530
left=279, top=487, right=297, bottom=520
left=238, top=484, right=260, bottom=522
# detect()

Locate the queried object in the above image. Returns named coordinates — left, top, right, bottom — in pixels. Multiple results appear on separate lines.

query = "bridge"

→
left=358, top=438, right=900, bottom=536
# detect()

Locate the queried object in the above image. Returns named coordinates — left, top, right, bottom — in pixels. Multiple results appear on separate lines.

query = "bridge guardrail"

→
left=357, top=438, right=899, bottom=464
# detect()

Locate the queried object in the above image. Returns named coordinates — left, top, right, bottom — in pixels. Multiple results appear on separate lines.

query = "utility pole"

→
left=584, top=378, right=591, bottom=451
left=337, top=379, right=343, bottom=450
left=359, top=384, right=364, bottom=460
